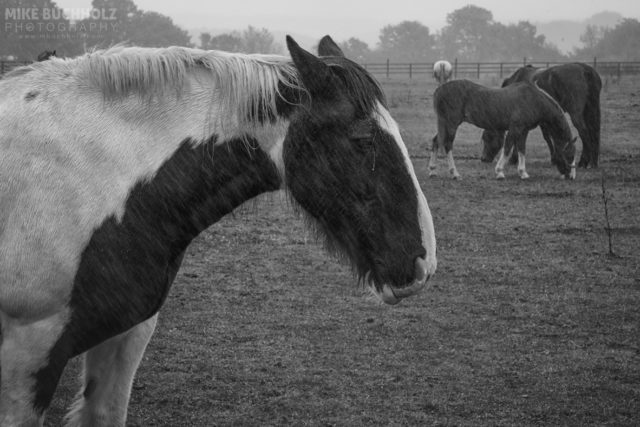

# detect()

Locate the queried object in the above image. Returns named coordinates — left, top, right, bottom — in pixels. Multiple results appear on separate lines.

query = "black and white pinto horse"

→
left=0, top=35, right=437, bottom=425
left=429, top=79, right=576, bottom=180
left=481, top=63, right=602, bottom=168
left=433, top=60, right=452, bottom=86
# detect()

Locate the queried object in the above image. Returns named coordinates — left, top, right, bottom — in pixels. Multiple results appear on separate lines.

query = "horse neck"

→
left=533, top=83, right=570, bottom=143
left=543, top=108, right=572, bottom=145
left=132, top=136, right=282, bottom=252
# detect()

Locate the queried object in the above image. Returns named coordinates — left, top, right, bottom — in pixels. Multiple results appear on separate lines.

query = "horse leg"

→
left=442, top=127, right=460, bottom=179
left=583, top=91, right=601, bottom=168
left=428, top=134, right=439, bottom=177
left=539, top=125, right=556, bottom=164
left=63, top=249, right=184, bottom=427
left=495, top=131, right=516, bottom=179
left=569, top=156, right=577, bottom=180
left=515, top=131, right=530, bottom=180
left=571, top=113, right=592, bottom=169
left=494, top=148, right=507, bottom=180
left=63, top=314, right=158, bottom=427
left=0, top=310, right=70, bottom=426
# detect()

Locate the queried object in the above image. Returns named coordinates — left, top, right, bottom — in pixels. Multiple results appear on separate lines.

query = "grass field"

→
left=47, top=76, right=640, bottom=426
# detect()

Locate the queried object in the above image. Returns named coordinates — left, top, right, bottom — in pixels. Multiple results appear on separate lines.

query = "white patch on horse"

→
left=495, top=147, right=507, bottom=179
left=0, top=310, right=69, bottom=424
left=0, top=47, right=300, bottom=319
left=446, top=150, right=461, bottom=179
left=517, top=152, right=530, bottom=179
left=64, top=314, right=158, bottom=426
left=372, top=103, right=437, bottom=281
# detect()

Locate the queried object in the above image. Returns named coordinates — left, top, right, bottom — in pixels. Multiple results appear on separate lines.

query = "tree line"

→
left=1, top=1, right=638, bottom=63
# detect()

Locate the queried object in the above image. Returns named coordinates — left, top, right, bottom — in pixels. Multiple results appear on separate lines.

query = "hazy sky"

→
left=54, top=0, right=640, bottom=47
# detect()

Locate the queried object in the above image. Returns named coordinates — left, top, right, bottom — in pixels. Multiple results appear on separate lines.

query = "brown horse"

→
left=481, top=63, right=601, bottom=168
left=429, top=79, right=576, bottom=180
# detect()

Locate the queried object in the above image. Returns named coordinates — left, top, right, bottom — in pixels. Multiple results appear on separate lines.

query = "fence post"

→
left=477, top=63, right=480, bottom=79
left=617, top=62, right=621, bottom=81
left=409, top=63, right=412, bottom=79
left=499, top=63, right=503, bottom=79
left=523, top=56, right=527, bottom=66
left=0, top=61, right=3, bottom=75
left=454, top=58, right=458, bottom=79
left=593, top=56, right=597, bottom=70
left=386, top=58, right=389, bottom=79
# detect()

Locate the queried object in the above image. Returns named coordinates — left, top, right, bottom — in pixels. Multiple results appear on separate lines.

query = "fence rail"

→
left=0, top=61, right=30, bottom=75
left=362, top=60, right=640, bottom=80
left=2, top=59, right=640, bottom=80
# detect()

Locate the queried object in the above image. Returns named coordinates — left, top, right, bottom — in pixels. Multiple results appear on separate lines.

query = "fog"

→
left=55, top=0, right=639, bottom=47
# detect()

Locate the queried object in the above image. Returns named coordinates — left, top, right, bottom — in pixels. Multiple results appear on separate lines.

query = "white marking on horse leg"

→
left=428, top=142, right=438, bottom=177
left=495, top=148, right=506, bottom=180
left=570, top=158, right=576, bottom=180
left=0, top=309, right=69, bottom=426
left=517, top=152, right=530, bottom=180
left=63, top=314, right=158, bottom=427
left=446, top=150, right=460, bottom=179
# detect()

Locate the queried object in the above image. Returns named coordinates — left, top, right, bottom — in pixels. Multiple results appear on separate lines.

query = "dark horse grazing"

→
left=37, top=50, right=56, bottom=61
left=481, top=63, right=602, bottom=168
left=429, top=79, right=576, bottom=180
left=0, top=36, right=437, bottom=425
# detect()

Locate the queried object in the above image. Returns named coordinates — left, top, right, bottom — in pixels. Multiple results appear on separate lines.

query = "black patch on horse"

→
left=33, top=137, right=281, bottom=412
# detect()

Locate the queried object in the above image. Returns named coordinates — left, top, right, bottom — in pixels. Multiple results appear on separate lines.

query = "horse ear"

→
left=287, top=35, right=337, bottom=97
left=318, top=35, right=344, bottom=57
left=52, top=50, right=56, bottom=56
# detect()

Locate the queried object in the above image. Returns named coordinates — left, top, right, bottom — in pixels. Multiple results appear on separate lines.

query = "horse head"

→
left=283, top=36, right=436, bottom=304
left=551, top=133, right=577, bottom=179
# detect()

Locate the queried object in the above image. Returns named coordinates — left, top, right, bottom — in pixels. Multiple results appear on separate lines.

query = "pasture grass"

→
left=47, top=76, right=640, bottom=426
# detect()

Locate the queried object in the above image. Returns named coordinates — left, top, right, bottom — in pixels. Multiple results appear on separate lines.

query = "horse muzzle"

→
left=376, top=257, right=432, bottom=305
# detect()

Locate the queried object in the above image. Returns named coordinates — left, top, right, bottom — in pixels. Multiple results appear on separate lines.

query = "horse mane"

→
left=82, top=46, right=305, bottom=123
left=323, top=56, right=387, bottom=113
left=4, top=46, right=304, bottom=127
left=534, top=81, right=573, bottom=141
left=534, top=81, right=563, bottom=113
left=3, top=46, right=384, bottom=125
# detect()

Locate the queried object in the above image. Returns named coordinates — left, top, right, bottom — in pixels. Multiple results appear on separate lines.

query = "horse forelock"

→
left=323, top=57, right=386, bottom=114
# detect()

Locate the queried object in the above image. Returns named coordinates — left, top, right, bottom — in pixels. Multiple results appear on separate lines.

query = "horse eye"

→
left=350, top=134, right=373, bottom=143
left=348, top=121, right=374, bottom=142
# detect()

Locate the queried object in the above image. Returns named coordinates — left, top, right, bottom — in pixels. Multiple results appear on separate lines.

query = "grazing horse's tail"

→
left=583, top=65, right=602, bottom=167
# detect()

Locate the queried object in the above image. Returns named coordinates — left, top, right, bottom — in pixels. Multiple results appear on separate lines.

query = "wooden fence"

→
left=2, top=58, right=640, bottom=80
left=362, top=59, right=640, bottom=80
left=0, top=61, right=30, bottom=75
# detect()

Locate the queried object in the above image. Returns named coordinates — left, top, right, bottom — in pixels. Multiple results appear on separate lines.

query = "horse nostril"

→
left=414, top=257, right=428, bottom=283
